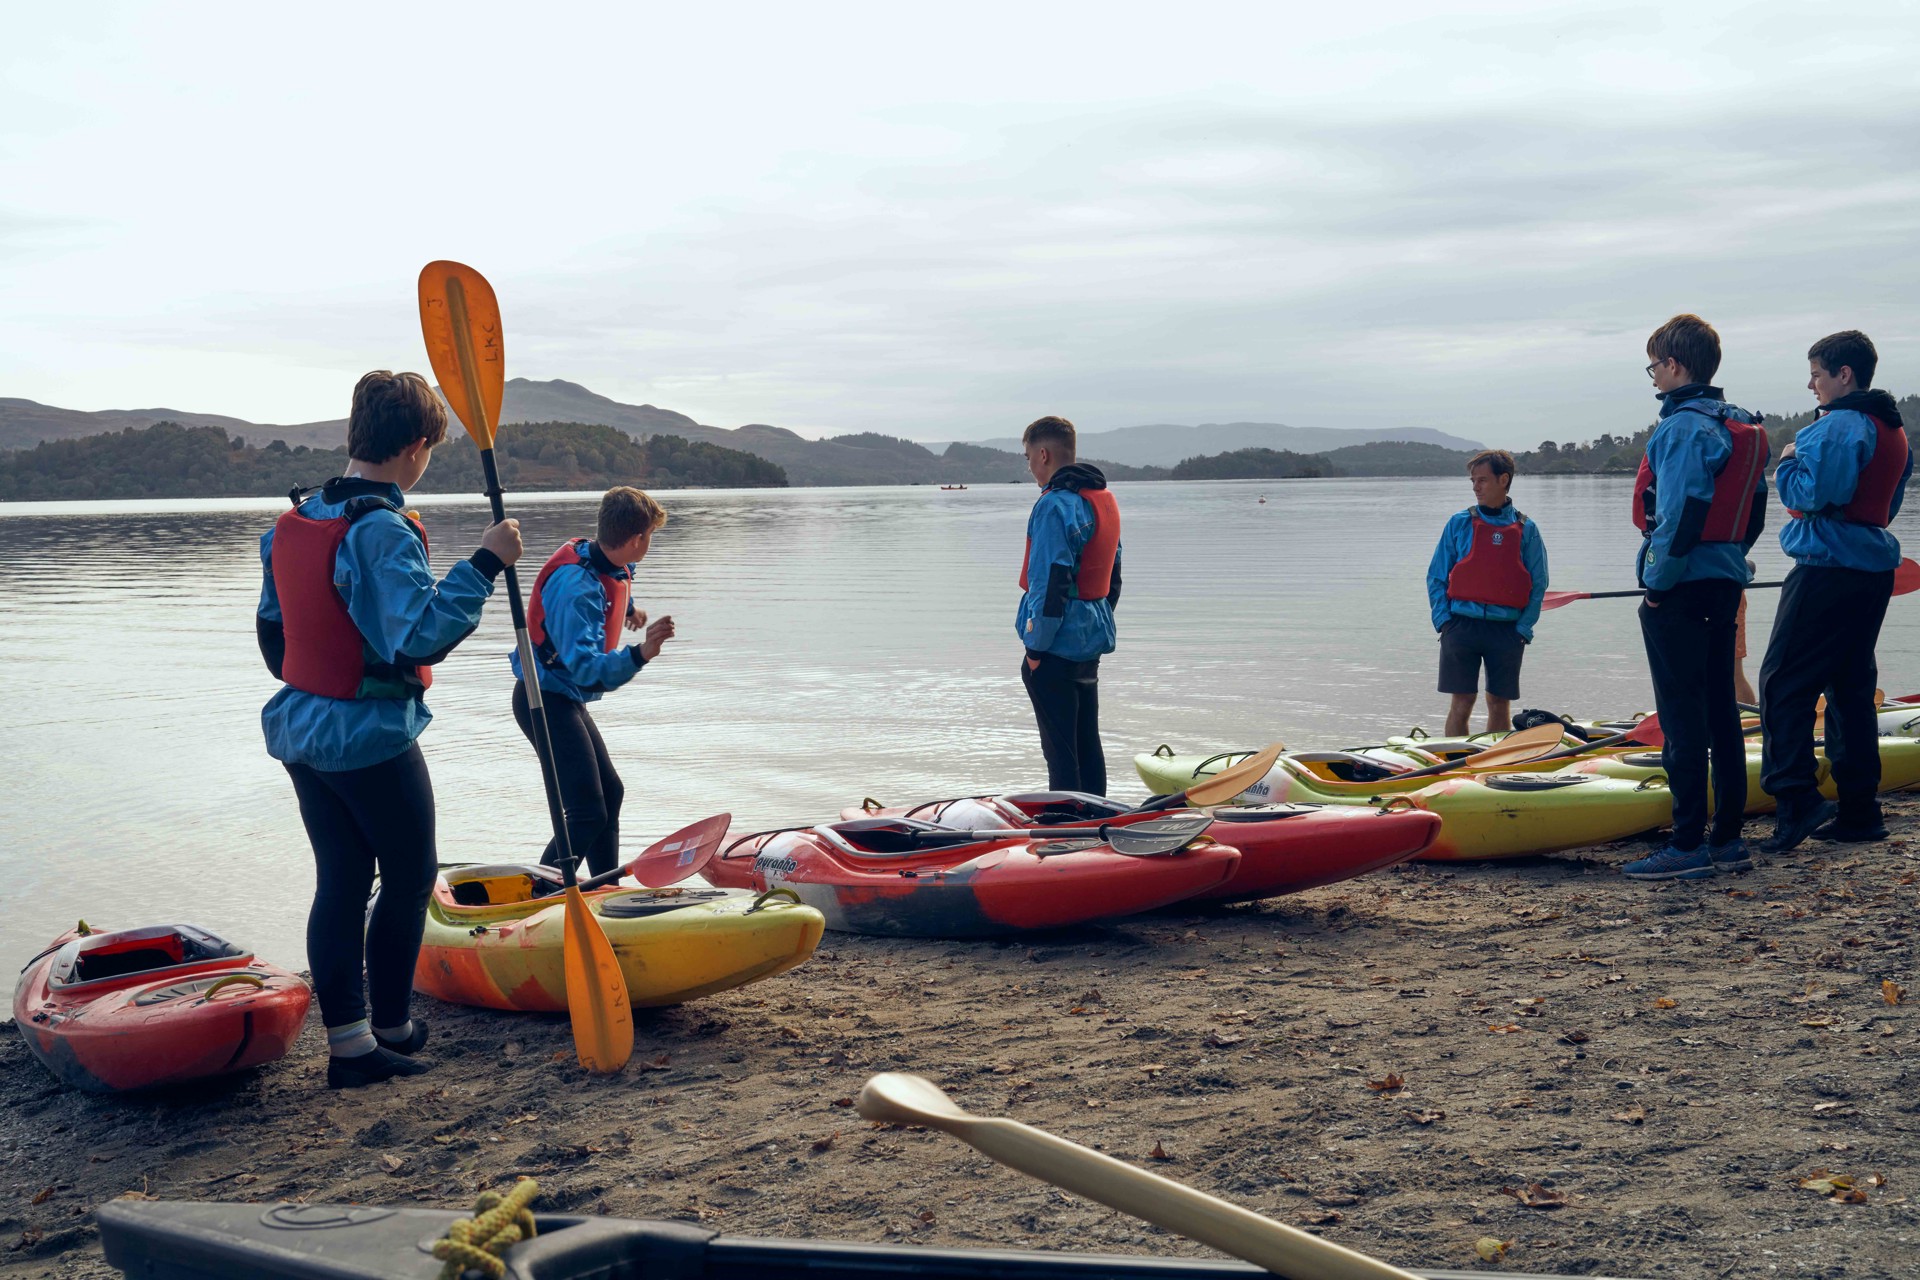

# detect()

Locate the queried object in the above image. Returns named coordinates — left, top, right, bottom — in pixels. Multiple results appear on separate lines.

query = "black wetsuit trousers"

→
left=1638, top=578, right=1747, bottom=849
left=284, top=744, right=437, bottom=1032
left=1760, top=564, right=1894, bottom=819
left=512, top=682, right=625, bottom=878
left=1021, top=653, right=1106, bottom=796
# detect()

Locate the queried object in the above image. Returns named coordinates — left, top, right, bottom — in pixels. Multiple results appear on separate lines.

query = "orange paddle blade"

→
left=561, top=884, right=634, bottom=1073
left=418, top=261, right=505, bottom=449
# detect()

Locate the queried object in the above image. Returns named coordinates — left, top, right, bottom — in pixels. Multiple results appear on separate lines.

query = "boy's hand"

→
left=481, top=519, right=524, bottom=566
left=1779, top=442, right=1796, bottom=461
left=625, top=605, right=647, bottom=633
left=640, top=615, right=675, bottom=662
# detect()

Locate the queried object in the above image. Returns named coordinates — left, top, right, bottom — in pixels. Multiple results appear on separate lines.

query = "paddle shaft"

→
left=949, top=1115, right=1418, bottom=1280
left=476, top=450, right=582, bottom=885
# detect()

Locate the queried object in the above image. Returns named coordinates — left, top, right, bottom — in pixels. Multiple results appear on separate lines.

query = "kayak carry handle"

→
left=200, top=974, right=268, bottom=1001
left=746, top=888, right=803, bottom=914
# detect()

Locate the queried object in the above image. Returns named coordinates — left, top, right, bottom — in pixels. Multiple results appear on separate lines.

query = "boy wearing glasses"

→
left=1621, top=315, right=1769, bottom=881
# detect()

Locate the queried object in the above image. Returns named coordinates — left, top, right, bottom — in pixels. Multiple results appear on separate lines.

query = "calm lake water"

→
left=3, top=476, right=1916, bottom=972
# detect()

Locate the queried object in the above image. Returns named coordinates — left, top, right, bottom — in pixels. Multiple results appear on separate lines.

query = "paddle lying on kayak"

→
left=842, top=814, right=1216, bottom=857
left=419, top=260, right=633, bottom=1075
left=1543, top=557, right=1920, bottom=611
left=858, top=1072, right=1420, bottom=1280
left=1132, top=742, right=1285, bottom=812
left=578, top=813, right=733, bottom=891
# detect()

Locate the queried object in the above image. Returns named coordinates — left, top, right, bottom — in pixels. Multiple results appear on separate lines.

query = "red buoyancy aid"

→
left=272, top=498, right=433, bottom=700
left=1632, top=413, right=1768, bottom=540
left=1018, top=488, right=1121, bottom=602
left=1445, top=510, right=1532, bottom=609
left=1839, top=416, right=1909, bottom=527
left=526, top=540, right=631, bottom=665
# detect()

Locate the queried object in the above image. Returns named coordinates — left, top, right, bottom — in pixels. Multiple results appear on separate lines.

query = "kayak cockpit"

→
left=48, top=925, right=248, bottom=991
left=442, top=863, right=566, bottom=906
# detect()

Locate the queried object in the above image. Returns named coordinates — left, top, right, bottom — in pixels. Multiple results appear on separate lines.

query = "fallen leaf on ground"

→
left=1559, top=1029, right=1590, bottom=1044
left=1149, top=1142, right=1173, bottom=1161
left=381, top=1155, right=405, bottom=1172
left=29, top=1188, right=52, bottom=1206
left=1487, top=1023, right=1523, bottom=1034
left=113, top=1191, right=158, bottom=1202
left=1866, top=1173, right=1890, bottom=1188
left=831, top=1097, right=854, bottom=1108
left=1302, top=1208, right=1343, bottom=1224
left=1205, top=1031, right=1246, bottom=1049
left=1365, top=1073, right=1406, bottom=1092
left=637, top=1053, right=672, bottom=1071
left=1610, top=1106, right=1646, bottom=1124
left=1884, top=980, right=1906, bottom=1006
left=918, top=1210, right=936, bottom=1224
left=811, top=1132, right=838, bottom=1154
left=1801, top=1018, right=1835, bottom=1028
left=1501, top=1183, right=1566, bottom=1209
left=1475, top=1237, right=1513, bottom=1262
left=1406, top=1109, right=1445, bottom=1125
left=778, top=1026, right=805, bottom=1040
left=1653, top=997, right=1678, bottom=1009
left=1139, top=1064, right=1167, bottom=1076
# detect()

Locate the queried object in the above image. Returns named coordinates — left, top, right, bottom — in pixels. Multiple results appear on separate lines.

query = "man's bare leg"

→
left=1445, top=692, right=1477, bottom=737
left=1486, top=695, right=1514, bottom=734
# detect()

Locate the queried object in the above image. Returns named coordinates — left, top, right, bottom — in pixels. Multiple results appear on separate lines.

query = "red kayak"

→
left=14, top=924, right=311, bottom=1093
left=842, top=792, right=1440, bottom=902
left=708, top=818, right=1240, bottom=936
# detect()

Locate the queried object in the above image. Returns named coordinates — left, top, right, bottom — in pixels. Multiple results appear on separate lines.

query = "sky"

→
left=3, top=2, right=1917, bottom=449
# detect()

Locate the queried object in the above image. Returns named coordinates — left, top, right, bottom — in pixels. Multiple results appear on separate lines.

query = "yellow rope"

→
left=432, top=1177, right=539, bottom=1280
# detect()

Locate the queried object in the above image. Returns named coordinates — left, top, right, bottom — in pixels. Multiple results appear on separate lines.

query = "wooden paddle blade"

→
left=418, top=261, right=505, bottom=448
left=1104, top=814, right=1213, bottom=856
left=857, top=1072, right=971, bottom=1128
left=1183, top=742, right=1284, bottom=806
left=561, top=884, right=634, bottom=1073
left=1539, top=590, right=1590, bottom=611
left=1896, top=558, right=1920, bottom=596
left=628, top=813, right=732, bottom=887
left=1458, top=720, right=1571, bottom=767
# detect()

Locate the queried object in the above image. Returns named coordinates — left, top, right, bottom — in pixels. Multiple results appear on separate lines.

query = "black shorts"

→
left=1438, top=617, right=1525, bottom=699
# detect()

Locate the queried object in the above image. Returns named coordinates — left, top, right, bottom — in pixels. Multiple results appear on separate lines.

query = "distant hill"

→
left=1169, top=447, right=1331, bottom=480
left=0, top=421, right=786, bottom=502
left=1317, top=440, right=1477, bottom=476
left=972, top=420, right=1485, bottom=467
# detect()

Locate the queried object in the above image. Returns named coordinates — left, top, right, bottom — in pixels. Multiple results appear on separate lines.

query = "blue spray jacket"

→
left=1015, top=464, right=1121, bottom=663
left=1636, top=388, right=1768, bottom=596
left=1775, top=389, right=1912, bottom=572
left=509, top=540, right=645, bottom=703
left=1426, top=502, right=1549, bottom=641
left=256, top=480, right=499, bottom=771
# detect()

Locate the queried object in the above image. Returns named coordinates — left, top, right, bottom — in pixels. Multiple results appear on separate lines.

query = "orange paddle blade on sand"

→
left=418, top=261, right=505, bottom=448
left=562, top=883, right=634, bottom=1073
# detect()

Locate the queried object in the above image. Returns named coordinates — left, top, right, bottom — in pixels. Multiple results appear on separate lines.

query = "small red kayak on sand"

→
left=709, top=818, right=1241, bottom=936
left=13, top=923, right=311, bottom=1093
left=843, top=791, right=1440, bottom=902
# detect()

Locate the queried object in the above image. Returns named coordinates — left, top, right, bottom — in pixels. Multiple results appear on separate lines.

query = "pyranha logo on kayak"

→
left=755, top=853, right=798, bottom=876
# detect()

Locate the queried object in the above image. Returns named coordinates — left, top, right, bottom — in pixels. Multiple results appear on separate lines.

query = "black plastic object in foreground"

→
left=97, top=1200, right=1644, bottom=1280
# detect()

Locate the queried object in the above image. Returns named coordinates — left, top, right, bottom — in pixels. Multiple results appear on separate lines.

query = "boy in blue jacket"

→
left=1759, top=330, right=1912, bottom=851
left=1018, top=416, right=1121, bottom=794
left=1620, top=315, right=1769, bottom=881
left=511, top=486, right=675, bottom=876
left=257, top=371, right=523, bottom=1088
left=1426, top=450, right=1549, bottom=736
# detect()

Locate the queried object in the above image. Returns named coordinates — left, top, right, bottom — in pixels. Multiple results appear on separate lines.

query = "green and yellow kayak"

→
left=1136, top=748, right=1671, bottom=861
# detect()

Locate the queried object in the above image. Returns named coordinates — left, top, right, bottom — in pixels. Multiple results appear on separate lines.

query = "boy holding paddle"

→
left=1759, top=330, right=1911, bottom=851
left=1427, top=450, right=1548, bottom=736
left=1621, top=315, right=1769, bottom=881
left=511, top=487, right=676, bottom=877
left=256, top=370, right=524, bottom=1087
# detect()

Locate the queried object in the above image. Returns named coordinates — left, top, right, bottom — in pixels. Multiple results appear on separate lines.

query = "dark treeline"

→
left=0, top=421, right=787, bottom=502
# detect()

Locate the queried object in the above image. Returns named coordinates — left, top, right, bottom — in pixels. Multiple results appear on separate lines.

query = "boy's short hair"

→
left=1468, top=449, right=1517, bottom=480
left=1808, top=330, right=1878, bottom=388
left=1646, top=314, right=1722, bottom=383
left=347, top=371, right=449, bottom=463
left=1021, top=415, right=1077, bottom=459
left=598, top=486, right=667, bottom=546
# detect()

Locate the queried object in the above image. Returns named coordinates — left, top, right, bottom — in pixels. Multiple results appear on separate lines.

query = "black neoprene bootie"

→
left=373, top=1018, right=430, bottom=1056
left=1813, top=802, right=1889, bottom=843
left=326, top=1047, right=432, bottom=1090
left=1760, top=793, right=1837, bottom=855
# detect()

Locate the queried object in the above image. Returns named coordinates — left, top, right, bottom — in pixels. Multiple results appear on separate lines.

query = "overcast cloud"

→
left=3, top=1, right=1916, bottom=447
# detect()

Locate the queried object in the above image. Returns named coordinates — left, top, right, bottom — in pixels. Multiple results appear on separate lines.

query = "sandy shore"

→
left=5, top=801, right=1919, bottom=1280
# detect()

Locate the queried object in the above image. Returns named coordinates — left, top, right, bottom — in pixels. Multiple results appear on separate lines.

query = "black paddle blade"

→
left=1104, top=814, right=1214, bottom=857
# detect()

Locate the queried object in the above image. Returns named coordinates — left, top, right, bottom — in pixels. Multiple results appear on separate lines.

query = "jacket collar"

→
left=1820, top=388, right=1905, bottom=428
left=318, top=476, right=404, bottom=510
left=1656, top=384, right=1724, bottom=418
left=1045, top=462, right=1109, bottom=494
left=582, top=539, right=630, bottom=578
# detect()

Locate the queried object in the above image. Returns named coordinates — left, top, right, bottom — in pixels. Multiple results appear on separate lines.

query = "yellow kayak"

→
left=413, top=866, right=825, bottom=1012
left=1135, top=748, right=1671, bottom=861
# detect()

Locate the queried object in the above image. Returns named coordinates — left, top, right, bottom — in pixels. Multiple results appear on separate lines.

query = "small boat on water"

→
left=14, top=923, right=309, bottom=1093
left=940, top=483, right=968, bottom=490
left=97, top=1199, right=1646, bottom=1280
